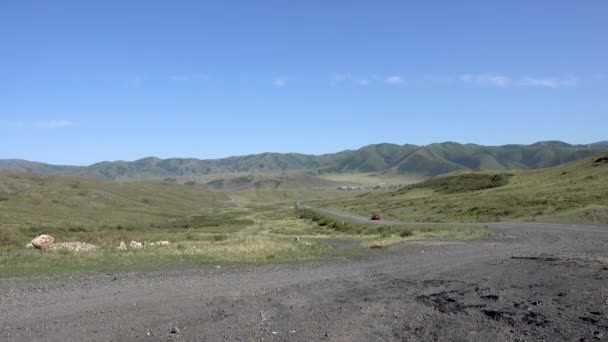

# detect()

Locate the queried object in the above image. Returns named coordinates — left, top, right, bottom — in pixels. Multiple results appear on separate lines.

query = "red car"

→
left=371, top=214, right=381, bottom=221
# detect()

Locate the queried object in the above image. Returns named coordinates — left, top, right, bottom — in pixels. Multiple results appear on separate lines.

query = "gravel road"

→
left=1, top=219, right=608, bottom=341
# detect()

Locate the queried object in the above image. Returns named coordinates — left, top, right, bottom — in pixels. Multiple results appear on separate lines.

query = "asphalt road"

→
left=1, top=212, right=607, bottom=341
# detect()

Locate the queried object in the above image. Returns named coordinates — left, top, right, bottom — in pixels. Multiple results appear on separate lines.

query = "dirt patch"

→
left=2, top=222, right=608, bottom=341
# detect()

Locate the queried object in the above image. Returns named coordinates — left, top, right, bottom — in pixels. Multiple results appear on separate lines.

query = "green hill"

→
left=1, top=141, right=606, bottom=180
left=323, top=151, right=608, bottom=224
left=201, top=172, right=356, bottom=191
left=0, top=171, right=233, bottom=245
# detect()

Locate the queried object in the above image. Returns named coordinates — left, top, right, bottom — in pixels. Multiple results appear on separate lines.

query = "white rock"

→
left=25, top=242, right=34, bottom=249
left=30, top=234, right=55, bottom=249
left=118, top=241, right=127, bottom=251
left=129, top=241, right=143, bottom=249
left=151, top=240, right=170, bottom=246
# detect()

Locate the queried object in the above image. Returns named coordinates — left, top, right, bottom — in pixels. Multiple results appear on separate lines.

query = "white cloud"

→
left=461, top=73, right=577, bottom=88
left=386, top=75, right=404, bottom=85
left=273, top=78, right=286, bottom=88
left=461, top=73, right=512, bottom=87
left=34, top=120, right=73, bottom=128
left=519, top=76, right=577, bottom=88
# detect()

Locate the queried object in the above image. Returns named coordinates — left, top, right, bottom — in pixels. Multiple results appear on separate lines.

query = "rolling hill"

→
left=323, top=151, right=608, bottom=224
left=1, top=141, right=606, bottom=180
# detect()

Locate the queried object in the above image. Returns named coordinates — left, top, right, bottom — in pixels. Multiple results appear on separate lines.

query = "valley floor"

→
left=1, top=221, right=607, bottom=341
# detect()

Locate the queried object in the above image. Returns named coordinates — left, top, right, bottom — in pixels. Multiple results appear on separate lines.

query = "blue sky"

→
left=1, top=0, right=607, bottom=165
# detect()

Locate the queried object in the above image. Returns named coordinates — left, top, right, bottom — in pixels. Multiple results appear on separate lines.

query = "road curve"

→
left=297, top=201, right=409, bottom=225
left=300, top=201, right=608, bottom=231
left=1, top=209, right=607, bottom=341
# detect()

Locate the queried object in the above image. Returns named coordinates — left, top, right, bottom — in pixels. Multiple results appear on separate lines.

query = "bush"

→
left=407, top=173, right=512, bottom=194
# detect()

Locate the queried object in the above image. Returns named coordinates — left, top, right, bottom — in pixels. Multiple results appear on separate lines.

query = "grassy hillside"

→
left=0, top=171, right=233, bottom=245
left=323, top=152, right=608, bottom=224
left=1, top=141, right=605, bottom=180
left=200, top=172, right=357, bottom=191
left=0, top=171, right=343, bottom=276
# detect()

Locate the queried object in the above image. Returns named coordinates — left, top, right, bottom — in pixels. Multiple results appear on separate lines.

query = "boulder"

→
left=129, top=241, right=143, bottom=249
left=30, top=234, right=55, bottom=249
left=50, top=242, right=96, bottom=252
left=156, top=240, right=170, bottom=246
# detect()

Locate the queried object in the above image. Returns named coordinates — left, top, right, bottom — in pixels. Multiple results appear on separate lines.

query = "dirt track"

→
left=1, top=221, right=608, bottom=341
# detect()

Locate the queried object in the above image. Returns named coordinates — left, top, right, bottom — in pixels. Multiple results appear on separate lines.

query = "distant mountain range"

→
left=1, top=141, right=607, bottom=180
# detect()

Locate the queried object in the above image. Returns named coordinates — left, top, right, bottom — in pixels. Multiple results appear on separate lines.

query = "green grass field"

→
left=322, top=152, right=608, bottom=224
left=4, top=152, right=605, bottom=277
left=0, top=171, right=371, bottom=276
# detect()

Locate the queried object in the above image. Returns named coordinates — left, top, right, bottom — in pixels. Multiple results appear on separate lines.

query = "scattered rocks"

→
left=118, top=240, right=170, bottom=250
left=50, top=242, right=97, bottom=252
left=25, top=235, right=97, bottom=252
left=150, top=240, right=170, bottom=246
left=480, top=294, right=500, bottom=301
left=129, top=241, right=143, bottom=249
left=30, top=234, right=55, bottom=249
